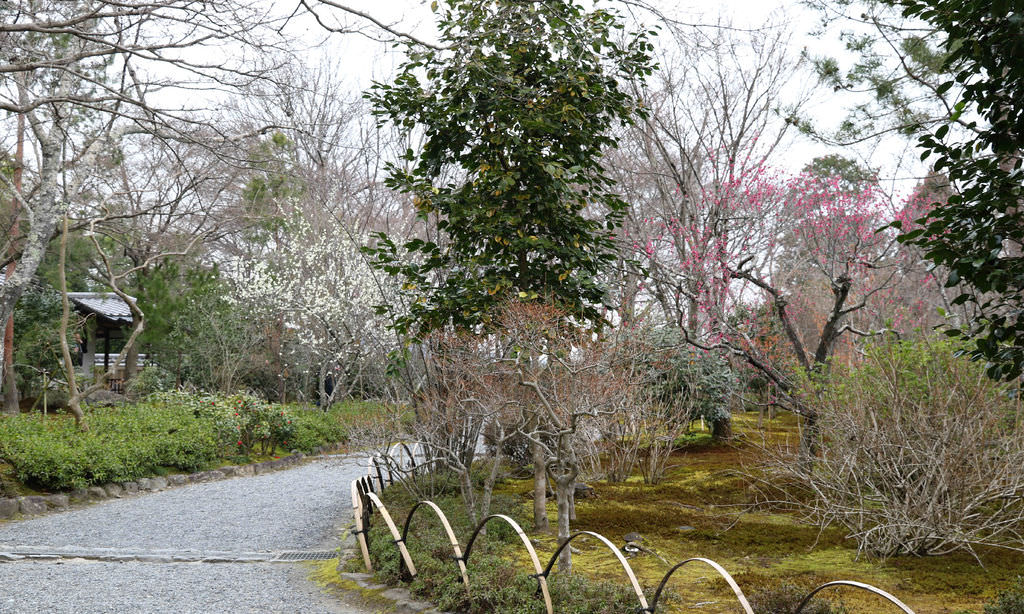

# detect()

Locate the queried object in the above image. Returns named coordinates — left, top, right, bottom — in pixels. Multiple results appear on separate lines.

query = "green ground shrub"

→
left=365, top=484, right=641, bottom=614
left=749, top=582, right=846, bottom=614
left=0, top=393, right=365, bottom=491
left=984, top=578, right=1024, bottom=614
left=288, top=407, right=350, bottom=453
left=0, top=403, right=221, bottom=489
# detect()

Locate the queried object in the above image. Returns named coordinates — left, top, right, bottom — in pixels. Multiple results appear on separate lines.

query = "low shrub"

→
left=289, top=407, right=350, bottom=453
left=211, top=395, right=294, bottom=456
left=771, top=337, right=1024, bottom=557
left=984, top=578, right=1024, bottom=614
left=0, top=403, right=221, bottom=489
left=0, top=393, right=363, bottom=490
left=749, top=582, right=846, bottom=614
left=125, top=365, right=176, bottom=398
left=365, top=485, right=642, bottom=614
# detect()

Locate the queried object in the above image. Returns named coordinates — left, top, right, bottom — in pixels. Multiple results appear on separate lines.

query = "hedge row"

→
left=0, top=393, right=370, bottom=490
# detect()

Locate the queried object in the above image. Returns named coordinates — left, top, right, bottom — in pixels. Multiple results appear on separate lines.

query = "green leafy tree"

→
left=366, top=0, right=655, bottom=338
left=804, top=0, right=957, bottom=144
left=891, top=1, right=1024, bottom=380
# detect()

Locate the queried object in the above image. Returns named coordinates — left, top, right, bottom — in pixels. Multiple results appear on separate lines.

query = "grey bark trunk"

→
left=124, top=316, right=140, bottom=382
left=2, top=355, right=18, bottom=415
left=532, top=439, right=549, bottom=531
left=458, top=468, right=478, bottom=527
left=711, top=414, right=732, bottom=440
left=554, top=474, right=574, bottom=574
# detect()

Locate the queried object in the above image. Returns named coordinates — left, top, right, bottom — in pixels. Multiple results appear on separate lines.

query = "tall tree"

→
left=889, top=1, right=1024, bottom=380
left=0, top=0, right=287, bottom=400
left=365, top=0, right=655, bottom=339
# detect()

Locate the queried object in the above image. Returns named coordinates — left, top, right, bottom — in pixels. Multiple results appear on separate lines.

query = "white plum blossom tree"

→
left=233, top=219, right=399, bottom=404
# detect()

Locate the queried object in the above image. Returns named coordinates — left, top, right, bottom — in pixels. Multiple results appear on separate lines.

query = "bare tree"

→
left=759, top=337, right=1024, bottom=559
left=0, top=0, right=290, bottom=369
left=497, top=303, right=635, bottom=574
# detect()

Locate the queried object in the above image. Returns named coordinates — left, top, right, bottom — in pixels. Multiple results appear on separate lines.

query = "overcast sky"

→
left=277, top=0, right=926, bottom=195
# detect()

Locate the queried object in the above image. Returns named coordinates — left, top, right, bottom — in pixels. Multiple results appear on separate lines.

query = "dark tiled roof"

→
left=67, top=292, right=138, bottom=324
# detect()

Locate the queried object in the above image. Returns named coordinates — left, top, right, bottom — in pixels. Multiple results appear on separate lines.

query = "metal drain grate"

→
left=272, top=551, right=337, bottom=562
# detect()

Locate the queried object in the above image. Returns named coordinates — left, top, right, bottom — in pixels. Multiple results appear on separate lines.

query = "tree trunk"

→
left=711, top=414, right=732, bottom=440
left=124, top=315, right=141, bottom=382
left=56, top=216, right=87, bottom=429
left=799, top=411, right=820, bottom=462
left=2, top=90, right=25, bottom=416
left=532, top=439, right=549, bottom=532
left=554, top=474, right=574, bottom=574
left=2, top=347, right=18, bottom=415
left=458, top=467, right=478, bottom=527
left=479, top=444, right=504, bottom=521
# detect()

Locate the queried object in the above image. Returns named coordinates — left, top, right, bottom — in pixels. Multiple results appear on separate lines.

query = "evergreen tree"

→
left=366, top=0, right=655, bottom=338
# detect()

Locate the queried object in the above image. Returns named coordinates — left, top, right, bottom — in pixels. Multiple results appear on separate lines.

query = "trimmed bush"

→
left=0, top=403, right=221, bottom=489
left=0, top=393, right=365, bottom=491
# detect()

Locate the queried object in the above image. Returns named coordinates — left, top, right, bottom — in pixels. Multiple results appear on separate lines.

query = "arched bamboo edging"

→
left=350, top=479, right=372, bottom=571
left=646, top=557, right=753, bottom=614
left=796, top=580, right=917, bottom=614
left=463, top=514, right=554, bottom=614
left=387, top=442, right=418, bottom=476
left=541, top=531, right=649, bottom=611
left=400, top=501, right=471, bottom=590
left=349, top=465, right=919, bottom=614
left=362, top=490, right=418, bottom=578
left=367, top=456, right=386, bottom=491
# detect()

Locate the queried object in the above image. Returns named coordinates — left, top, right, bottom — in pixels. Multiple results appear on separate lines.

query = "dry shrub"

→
left=768, top=337, right=1024, bottom=558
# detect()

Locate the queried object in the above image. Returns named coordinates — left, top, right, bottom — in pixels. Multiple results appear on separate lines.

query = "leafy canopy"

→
left=891, top=1, right=1024, bottom=379
left=366, top=0, right=655, bottom=338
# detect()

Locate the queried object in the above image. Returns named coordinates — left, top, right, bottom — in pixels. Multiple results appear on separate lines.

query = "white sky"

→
left=278, top=0, right=926, bottom=196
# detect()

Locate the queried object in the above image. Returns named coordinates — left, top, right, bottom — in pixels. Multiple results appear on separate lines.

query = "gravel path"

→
left=0, top=455, right=373, bottom=613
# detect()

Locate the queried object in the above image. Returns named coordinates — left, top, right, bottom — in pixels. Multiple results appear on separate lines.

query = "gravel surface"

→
left=0, top=561, right=358, bottom=614
left=0, top=455, right=374, bottom=613
left=0, top=455, right=367, bottom=552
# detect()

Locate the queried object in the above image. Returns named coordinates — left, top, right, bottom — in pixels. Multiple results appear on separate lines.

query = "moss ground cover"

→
left=483, top=412, right=1024, bottom=614
left=356, top=473, right=645, bottom=614
left=0, top=395, right=384, bottom=493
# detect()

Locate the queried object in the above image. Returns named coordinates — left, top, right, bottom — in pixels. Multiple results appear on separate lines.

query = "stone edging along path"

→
left=0, top=442, right=346, bottom=521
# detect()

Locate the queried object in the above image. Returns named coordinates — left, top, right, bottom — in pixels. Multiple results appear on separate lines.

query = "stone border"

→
left=0, top=442, right=346, bottom=521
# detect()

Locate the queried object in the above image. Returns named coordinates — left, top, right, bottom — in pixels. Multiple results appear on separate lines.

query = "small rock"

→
left=69, top=488, right=90, bottom=502
left=103, top=483, right=123, bottom=498
left=206, top=470, right=225, bottom=481
left=0, top=498, right=18, bottom=519
left=18, top=496, right=48, bottom=515
left=87, top=486, right=108, bottom=501
left=270, top=459, right=286, bottom=470
left=623, top=532, right=643, bottom=543
left=190, top=471, right=211, bottom=483
left=84, top=389, right=125, bottom=407
left=219, top=466, right=237, bottom=477
left=137, top=478, right=153, bottom=491
left=253, top=463, right=270, bottom=475
left=121, top=482, right=139, bottom=494
left=574, top=483, right=595, bottom=499
left=150, top=476, right=168, bottom=490
left=46, top=494, right=69, bottom=509
left=235, top=465, right=255, bottom=477
left=167, top=475, right=187, bottom=486
left=675, top=525, right=696, bottom=533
